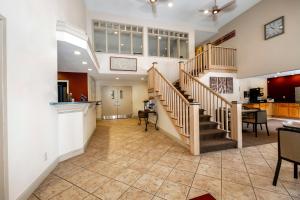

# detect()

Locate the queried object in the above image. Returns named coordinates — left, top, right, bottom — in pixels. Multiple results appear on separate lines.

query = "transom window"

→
left=93, top=20, right=143, bottom=55
left=148, top=28, right=189, bottom=59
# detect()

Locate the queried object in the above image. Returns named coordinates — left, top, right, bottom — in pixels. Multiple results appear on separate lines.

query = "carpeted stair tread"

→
left=199, top=114, right=211, bottom=122
left=200, top=138, right=237, bottom=153
left=200, top=129, right=227, bottom=139
left=200, top=121, right=218, bottom=130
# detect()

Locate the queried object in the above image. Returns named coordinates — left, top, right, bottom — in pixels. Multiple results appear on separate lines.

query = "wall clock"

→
left=264, top=16, right=284, bottom=40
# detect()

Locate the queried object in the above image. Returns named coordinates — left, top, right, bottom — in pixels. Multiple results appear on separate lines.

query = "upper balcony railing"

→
left=183, top=44, right=237, bottom=77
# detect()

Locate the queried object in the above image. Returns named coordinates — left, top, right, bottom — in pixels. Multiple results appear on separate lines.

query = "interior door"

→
left=101, top=86, right=132, bottom=119
left=102, top=86, right=118, bottom=119
left=117, top=86, right=132, bottom=118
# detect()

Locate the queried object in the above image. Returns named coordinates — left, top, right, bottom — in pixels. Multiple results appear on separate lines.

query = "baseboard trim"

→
left=59, top=148, right=84, bottom=162
left=17, top=158, right=59, bottom=200
left=157, top=125, right=189, bottom=150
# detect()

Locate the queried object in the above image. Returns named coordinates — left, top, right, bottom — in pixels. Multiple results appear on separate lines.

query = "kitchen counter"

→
left=243, top=102, right=300, bottom=119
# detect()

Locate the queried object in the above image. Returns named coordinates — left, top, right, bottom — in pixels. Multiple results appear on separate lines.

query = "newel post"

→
left=207, top=43, right=212, bottom=69
left=231, top=101, right=242, bottom=148
left=178, top=61, right=184, bottom=88
left=189, top=103, right=200, bottom=155
left=152, top=62, right=157, bottom=91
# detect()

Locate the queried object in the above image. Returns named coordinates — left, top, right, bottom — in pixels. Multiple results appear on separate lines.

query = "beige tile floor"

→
left=28, top=119, right=300, bottom=200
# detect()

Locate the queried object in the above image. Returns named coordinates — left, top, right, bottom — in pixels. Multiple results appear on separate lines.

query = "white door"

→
left=101, top=86, right=133, bottom=119
left=0, top=16, right=7, bottom=200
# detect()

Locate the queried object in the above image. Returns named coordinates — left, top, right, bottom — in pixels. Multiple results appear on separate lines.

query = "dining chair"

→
left=242, top=110, right=269, bottom=137
left=273, top=128, right=300, bottom=186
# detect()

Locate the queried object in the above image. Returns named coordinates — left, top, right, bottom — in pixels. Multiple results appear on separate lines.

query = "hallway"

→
left=29, top=119, right=300, bottom=200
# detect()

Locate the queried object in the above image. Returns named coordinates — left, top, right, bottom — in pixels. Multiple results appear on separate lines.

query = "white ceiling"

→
left=84, top=0, right=261, bottom=31
left=57, top=41, right=99, bottom=75
left=94, top=73, right=147, bottom=82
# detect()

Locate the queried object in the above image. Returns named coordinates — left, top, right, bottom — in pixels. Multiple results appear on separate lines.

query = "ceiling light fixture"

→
left=168, top=2, right=173, bottom=7
left=116, top=77, right=120, bottom=80
left=141, top=77, right=145, bottom=81
left=213, top=10, right=218, bottom=14
left=82, top=61, right=88, bottom=65
left=114, top=31, right=118, bottom=35
left=149, top=0, right=157, bottom=3
left=88, top=68, right=93, bottom=71
left=74, top=51, right=81, bottom=55
left=204, top=10, right=209, bottom=14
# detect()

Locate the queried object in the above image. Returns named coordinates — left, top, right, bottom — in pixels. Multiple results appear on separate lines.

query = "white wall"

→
left=239, top=77, right=268, bottom=102
left=0, top=0, right=87, bottom=199
left=198, top=72, right=268, bottom=103
left=86, top=11, right=195, bottom=83
left=57, top=0, right=87, bottom=30
left=208, top=0, right=300, bottom=78
left=88, top=75, right=96, bottom=101
left=96, top=80, right=148, bottom=118
left=198, top=72, right=240, bottom=102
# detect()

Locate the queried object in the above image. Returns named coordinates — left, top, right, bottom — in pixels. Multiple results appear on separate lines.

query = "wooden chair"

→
left=273, top=127, right=300, bottom=186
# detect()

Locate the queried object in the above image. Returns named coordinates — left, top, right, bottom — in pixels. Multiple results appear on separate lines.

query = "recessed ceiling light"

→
left=149, top=0, right=157, bottom=3
left=168, top=2, right=173, bottom=7
left=116, top=77, right=120, bottom=80
left=277, top=72, right=281, bottom=75
left=74, top=51, right=81, bottom=55
left=213, top=10, right=218, bottom=14
left=204, top=10, right=209, bottom=14
left=158, top=36, right=162, bottom=40
left=121, top=43, right=124, bottom=46
left=82, top=61, right=88, bottom=65
left=88, top=68, right=93, bottom=71
left=114, top=31, right=118, bottom=35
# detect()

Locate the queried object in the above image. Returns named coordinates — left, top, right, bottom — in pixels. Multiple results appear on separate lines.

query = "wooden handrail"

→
left=154, top=68, right=190, bottom=105
left=181, top=70, right=232, bottom=106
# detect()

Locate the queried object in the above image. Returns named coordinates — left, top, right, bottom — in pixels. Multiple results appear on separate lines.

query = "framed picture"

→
left=209, top=77, right=234, bottom=94
left=110, top=57, right=137, bottom=71
left=264, top=16, right=284, bottom=40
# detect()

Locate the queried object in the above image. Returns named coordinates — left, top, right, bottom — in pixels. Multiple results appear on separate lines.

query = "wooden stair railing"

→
left=183, top=44, right=237, bottom=77
left=179, top=66, right=242, bottom=148
left=148, top=63, right=201, bottom=155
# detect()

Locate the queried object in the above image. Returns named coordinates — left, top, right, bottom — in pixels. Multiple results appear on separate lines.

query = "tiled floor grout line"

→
left=240, top=148, right=258, bottom=200
left=185, top=155, right=202, bottom=200
left=259, top=144, right=297, bottom=199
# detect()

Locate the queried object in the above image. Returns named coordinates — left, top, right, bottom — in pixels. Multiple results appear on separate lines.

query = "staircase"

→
left=148, top=44, right=242, bottom=155
left=173, top=81, right=237, bottom=153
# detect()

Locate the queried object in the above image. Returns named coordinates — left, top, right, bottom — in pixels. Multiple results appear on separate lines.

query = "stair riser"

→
left=200, top=124, right=218, bottom=130
left=200, top=132, right=227, bottom=140
left=200, top=142, right=237, bottom=153
left=199, top=116, right=211, bottom=122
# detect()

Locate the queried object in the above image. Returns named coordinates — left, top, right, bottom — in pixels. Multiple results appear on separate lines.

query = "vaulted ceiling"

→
left=84, top=0, right=261, bottom=31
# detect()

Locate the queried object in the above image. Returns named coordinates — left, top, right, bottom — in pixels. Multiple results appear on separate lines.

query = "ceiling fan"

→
left=146, top=0, right=171, bottom=17
left=199, top=0, right=236, bottom=20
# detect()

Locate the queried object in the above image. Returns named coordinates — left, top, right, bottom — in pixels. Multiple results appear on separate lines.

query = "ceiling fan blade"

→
left=219, top=0, right=236, bottom=11
left=213, top=14, right=218, bottom=21
left=151, top=3, right=157, bottom=17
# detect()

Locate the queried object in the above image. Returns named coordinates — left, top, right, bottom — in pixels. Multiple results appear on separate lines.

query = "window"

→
left=93, top=20, right=143, bottom=55
left=148, top=28, right=189, bottom=59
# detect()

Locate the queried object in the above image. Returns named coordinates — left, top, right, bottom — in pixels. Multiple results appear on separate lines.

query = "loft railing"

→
left=183, top=44, right=237, bottom=77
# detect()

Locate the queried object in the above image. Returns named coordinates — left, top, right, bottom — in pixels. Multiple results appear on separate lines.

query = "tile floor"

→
left=28, top=119, right=300, bottom=200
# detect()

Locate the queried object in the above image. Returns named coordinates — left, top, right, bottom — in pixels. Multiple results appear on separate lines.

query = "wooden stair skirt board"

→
left=190, top=193, right=216, bottom=200
left=174, top=82, right=237, bottom=153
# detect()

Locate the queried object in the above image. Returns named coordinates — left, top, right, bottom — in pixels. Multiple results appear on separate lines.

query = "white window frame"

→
left=93, top=20, right=144, bottom=56
left=148, top=28, right=189, bottom=59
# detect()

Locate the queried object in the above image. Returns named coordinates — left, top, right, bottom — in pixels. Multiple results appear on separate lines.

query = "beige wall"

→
left=209, top=0, right=300, bottom=78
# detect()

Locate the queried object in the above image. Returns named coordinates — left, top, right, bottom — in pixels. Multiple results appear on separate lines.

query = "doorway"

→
left=0, top=16, right=8, bottom=200
left=102, top=86, right=133, bottom=119
left=57, top=80, right=69, bottom=102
